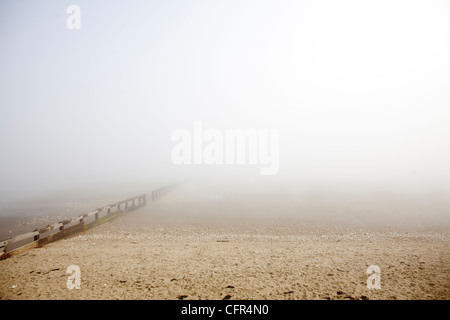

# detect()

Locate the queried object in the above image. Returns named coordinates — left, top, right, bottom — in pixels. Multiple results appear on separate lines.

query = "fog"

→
left=0, top=0, right=449, bottom=220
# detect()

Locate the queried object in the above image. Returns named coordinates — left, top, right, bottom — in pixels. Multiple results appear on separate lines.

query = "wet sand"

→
left=0, top=185, right=449, bottom=300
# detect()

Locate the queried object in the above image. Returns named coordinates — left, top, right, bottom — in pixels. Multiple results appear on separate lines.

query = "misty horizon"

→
left=1, top=0, right=449, bottom=209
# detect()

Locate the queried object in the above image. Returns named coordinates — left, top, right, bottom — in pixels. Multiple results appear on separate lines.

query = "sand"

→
left=0, top=185, right=449, bottom=300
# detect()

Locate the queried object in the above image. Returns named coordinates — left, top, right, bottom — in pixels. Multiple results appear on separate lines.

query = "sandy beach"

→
left=0, top=185, right=449, bottom=300
left=2, top=0, right=450, bottom=305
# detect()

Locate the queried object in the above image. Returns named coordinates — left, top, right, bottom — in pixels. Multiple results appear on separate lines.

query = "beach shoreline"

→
left=1, top=214, right=448, bottom=300
left=1, top=185, right=449, bottom=300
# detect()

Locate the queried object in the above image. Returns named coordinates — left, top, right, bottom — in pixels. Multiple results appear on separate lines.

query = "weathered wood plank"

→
left=9, top=231, right=39, bottom=244
left=60, top=218, right=72, bottom=225
left=38, top=226, right=51, bottom=233
left=86, top=210, right=98, bottom=217
left=8, top=240, right=39, bottom=256
left=64, top=222, right=85, bottom=238
left=38, top=222, right=85, bottom=246
left=51, top=222, right=63, bottom=230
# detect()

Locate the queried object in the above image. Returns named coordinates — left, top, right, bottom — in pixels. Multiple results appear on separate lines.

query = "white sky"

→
left=0, top=0, right=449, bottom=198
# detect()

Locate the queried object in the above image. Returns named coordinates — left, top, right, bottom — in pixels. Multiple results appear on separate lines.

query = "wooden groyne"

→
left=151, top=183, right=178, bottom=201
left=0, top=183, right=179, bottom=260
